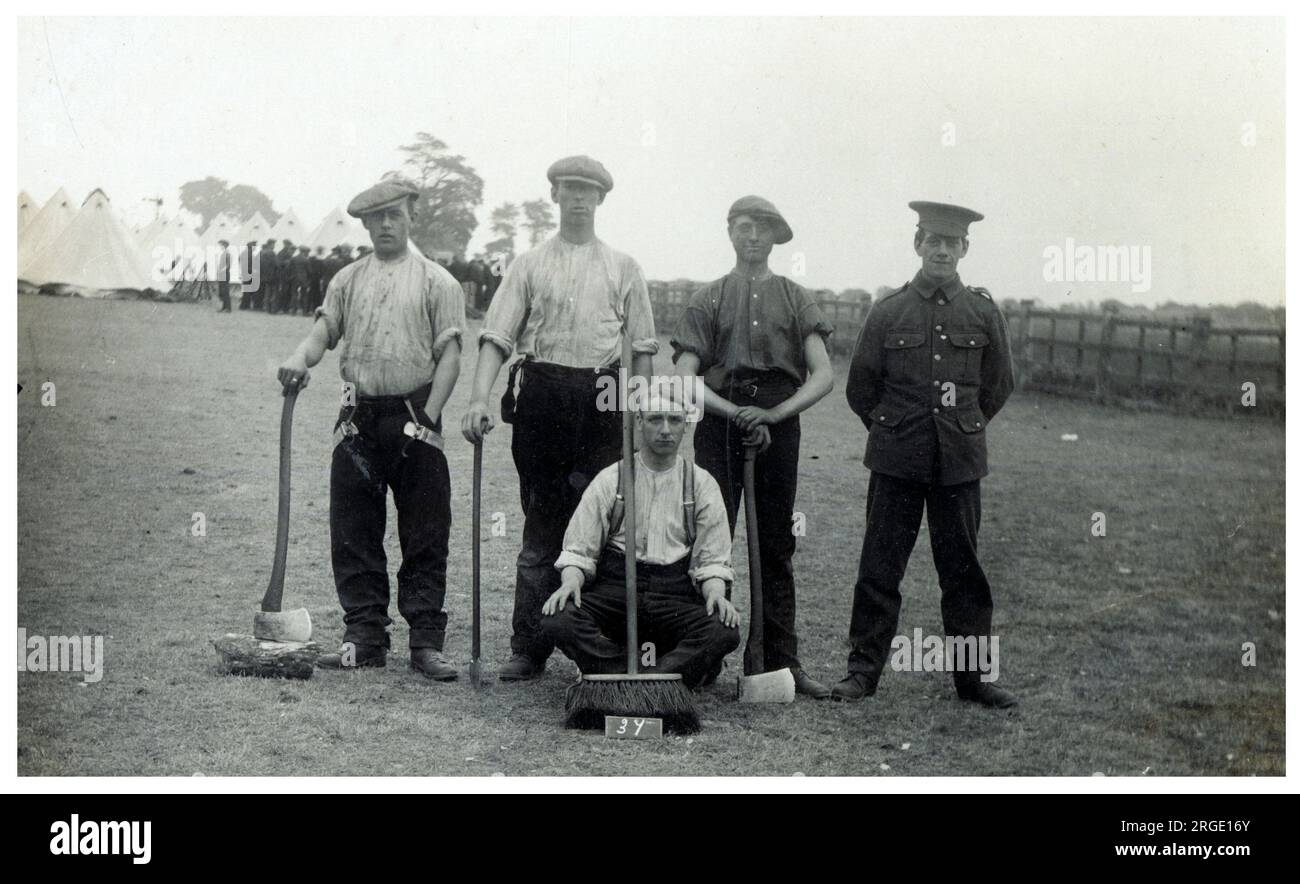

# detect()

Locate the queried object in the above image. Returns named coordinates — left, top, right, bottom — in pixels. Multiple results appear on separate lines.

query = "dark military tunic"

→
left=845, top=271, right=1014, bottom=486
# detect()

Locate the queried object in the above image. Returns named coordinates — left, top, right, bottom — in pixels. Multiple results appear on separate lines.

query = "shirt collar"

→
left=730, top=266, right=774, bottom=284
left=911, top=270, right=963, bottom=301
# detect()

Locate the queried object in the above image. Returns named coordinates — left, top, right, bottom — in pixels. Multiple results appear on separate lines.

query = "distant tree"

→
left=485, top=202, right=520, bottom=260
left=520, top=198, right=557, bottom=247
left=398, top=132, right=485, bottom=257
left=178, top=177, right=279, bottom=228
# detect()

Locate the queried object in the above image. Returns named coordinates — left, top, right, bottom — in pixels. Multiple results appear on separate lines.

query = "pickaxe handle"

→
left=742, top=444, right=764, bottom=676
left=472, top=440, right=482, bottom=665
left=261, top=382, right=298, bottom=613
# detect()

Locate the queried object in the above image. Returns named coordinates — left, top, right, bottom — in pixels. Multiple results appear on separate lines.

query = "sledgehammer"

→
left=737, top=444, right=795, bottom=703
left=253, top=378, right=312, bottom=643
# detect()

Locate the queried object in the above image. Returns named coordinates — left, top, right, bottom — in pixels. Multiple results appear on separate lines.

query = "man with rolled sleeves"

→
left=831, top=201, right=1017, bottom=708
left=276, top=178, right=465, bottom=679
left=671, top=196, right=836, bottom=698
left=460, top=155, right=657, bottom=683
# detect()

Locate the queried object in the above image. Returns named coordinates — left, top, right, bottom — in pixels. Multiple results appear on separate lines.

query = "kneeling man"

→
left=541, top=387, right=740, bottom=690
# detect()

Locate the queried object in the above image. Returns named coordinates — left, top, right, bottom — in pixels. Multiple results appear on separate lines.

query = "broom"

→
left=562, top=314, right=701, bottom=735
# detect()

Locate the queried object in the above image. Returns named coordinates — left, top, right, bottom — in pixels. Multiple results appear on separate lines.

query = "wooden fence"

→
left=646, top=282, right=1285, bottom=413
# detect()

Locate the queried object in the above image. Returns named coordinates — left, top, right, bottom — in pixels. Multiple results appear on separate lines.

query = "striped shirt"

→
left=316, top=249, right=465, bottom=397
left=480, top=235, right=659, bottom=367
left=555, top=454, right=735, bottom=589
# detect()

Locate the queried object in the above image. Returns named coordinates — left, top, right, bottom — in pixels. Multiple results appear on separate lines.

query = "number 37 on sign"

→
left=604, top=716, right=664, bottom=739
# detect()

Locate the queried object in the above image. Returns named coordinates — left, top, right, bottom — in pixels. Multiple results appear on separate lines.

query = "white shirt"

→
left=555, top=453, right=735, bottom=589
left=480, top=235, right=659, bottom=367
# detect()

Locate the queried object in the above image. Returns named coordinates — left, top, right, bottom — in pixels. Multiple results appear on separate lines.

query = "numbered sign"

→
left=604, top=716, right=663, bottom=740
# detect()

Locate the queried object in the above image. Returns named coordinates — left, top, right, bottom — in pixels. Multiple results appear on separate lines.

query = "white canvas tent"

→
left=269, top=208, right=306, bottom=244
left=140, top=215, right=204, bottom=283
left=22, top=189, right=158, bottom=294
left=17, top=186, right=77, bottom=277
left=134, top=215, right=167, bottom=247
left=17, top=191, right=40, bottom=234
left=236, top=211, right=272, bottom=245
left=307, top=207, right=371, bottom=252
left=199, top=213, right=241, bottom=248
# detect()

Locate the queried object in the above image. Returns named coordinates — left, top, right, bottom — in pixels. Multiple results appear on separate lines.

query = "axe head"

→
left=737, top=667, right=796, bottom=703
left=253, top=608, right=312, bottom=643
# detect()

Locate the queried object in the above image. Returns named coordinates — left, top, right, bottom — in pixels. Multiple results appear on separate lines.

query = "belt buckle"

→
left=741, top=383, right=759, bottom=398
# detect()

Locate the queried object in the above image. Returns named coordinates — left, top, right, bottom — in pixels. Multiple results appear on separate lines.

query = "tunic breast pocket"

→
left=949, top=331, right=989, bottom=383
left=883, top=331, right=926, bottom=380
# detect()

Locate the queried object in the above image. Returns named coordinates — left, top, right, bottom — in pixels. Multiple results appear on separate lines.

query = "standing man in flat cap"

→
left=671, top=196, right=836, bottom=698
left=275, top=239, right=297, bottom=314
left=214, top=239, right=232, bottom=313
left=460, top=155, right=657, bottom=683
left=831, top=201, right=1017, bottom=707
left=276, top=178, right=466, bottom=679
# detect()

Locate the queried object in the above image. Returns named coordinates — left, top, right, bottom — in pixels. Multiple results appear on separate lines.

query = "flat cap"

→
left=264, top=238, right=277, bottom=246
left=347, top=179, right=420, bottom=218
left=727, top=195, right=793, bottom=244
left=547, top=155, right=613, bottom=192
left=909, top=201, right=984, bottom=238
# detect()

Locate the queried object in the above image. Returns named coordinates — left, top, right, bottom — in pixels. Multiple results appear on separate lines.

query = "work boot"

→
left=498, top=654, right=546, bottom=682
left=410, top=649, right=458, bottom=681
left=699, top=659, right=725, bottom=688
left=830, top=672, right=876, bottom=703
left=791, top=668, right=831, bottom=699
left=316, top=642, right=386, bottom=670
left=957, top=682, right=1019, bottom=708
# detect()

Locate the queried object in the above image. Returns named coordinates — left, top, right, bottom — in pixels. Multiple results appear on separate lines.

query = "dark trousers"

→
left=238, top=286, right=252, bottom=310
left=693, top=378, right=803, bottom=672
left=846, top=472, right=993, bottom=690
left=508, top=360, right=622, bottom=661
left=330, top=394, right=451, bottom=651
left=216, top=282, right=231, bottom=311
left=541, top=551, right=740, bottom=689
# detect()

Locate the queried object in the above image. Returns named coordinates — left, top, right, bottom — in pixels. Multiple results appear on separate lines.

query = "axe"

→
left=253, top=379, right=312, bottom=643
left=736, top=443, right=794, bottom=703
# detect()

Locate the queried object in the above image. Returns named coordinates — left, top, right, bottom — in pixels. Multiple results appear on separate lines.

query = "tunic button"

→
left=938, top=299, right=946, bottom=306
left=935, top=324, right=942, bottom=331
left=940, top=335, right=948, bottom=341
left=932, top=407, right=940, bottom=414
left=753, top=320, right=759, bottom=326
left=932, top=380, right=940, bottom=387
left=934, top=354, right=941, bottom=361
left=976, top=421, right=982, bottom=427
left=898, top=339, right=905, bottom=345
left=970, top=339, right=977, bottom=345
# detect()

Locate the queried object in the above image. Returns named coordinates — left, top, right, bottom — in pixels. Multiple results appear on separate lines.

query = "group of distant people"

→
left=210, top=236, right=503, bottom=317
left=442, top=253, right=501, bottom=313
left=210, top=237, right=375, bottom=316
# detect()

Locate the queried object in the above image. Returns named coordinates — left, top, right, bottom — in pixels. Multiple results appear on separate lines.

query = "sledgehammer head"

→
left=253, top=608, right=312, bottom=643
left=737, top=667, right=796, bottom=703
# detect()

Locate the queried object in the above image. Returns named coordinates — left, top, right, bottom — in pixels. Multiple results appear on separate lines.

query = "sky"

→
left=16, top=16, right=1285, bottom=306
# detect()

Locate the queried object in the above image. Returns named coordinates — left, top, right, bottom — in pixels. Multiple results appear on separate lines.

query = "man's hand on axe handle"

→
left=743, top=424, right=772, bottom=454
left=276, top=357, right=310, bottom=392
left=461, top=399, right=495, bottom=444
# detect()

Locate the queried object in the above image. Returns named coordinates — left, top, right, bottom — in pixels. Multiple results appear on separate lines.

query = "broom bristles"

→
left=564, top=678, right=701, bottom=735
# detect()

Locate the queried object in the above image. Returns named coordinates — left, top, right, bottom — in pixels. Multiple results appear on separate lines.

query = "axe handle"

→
left=742, top=445, right=764, bottom=676
left=472, top=440, right=482, bottom=664
left=621, top=322, right=638, bottom=675
left=261, top=383, right=298, bottom=613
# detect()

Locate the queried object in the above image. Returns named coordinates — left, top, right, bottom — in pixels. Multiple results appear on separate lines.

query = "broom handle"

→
left=472, top=440, right=482, bottom=664
left=742, top=444, right=764, bottom=675
left=622, top=320, right=638, bottom=675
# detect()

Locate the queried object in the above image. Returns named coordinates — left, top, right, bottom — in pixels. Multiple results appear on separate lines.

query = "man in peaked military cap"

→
left=831, top=201, right=1017, bottom=708
left=460, top=154, right=657, bottom=683
left=277, top=177, right=466, bottom=680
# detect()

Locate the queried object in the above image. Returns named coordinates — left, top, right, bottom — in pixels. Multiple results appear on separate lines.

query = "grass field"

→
left=17, top=293, right=1285, bottom=776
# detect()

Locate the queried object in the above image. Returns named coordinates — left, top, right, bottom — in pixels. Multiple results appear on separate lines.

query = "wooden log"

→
left=213, top=633, right=320, bottom=680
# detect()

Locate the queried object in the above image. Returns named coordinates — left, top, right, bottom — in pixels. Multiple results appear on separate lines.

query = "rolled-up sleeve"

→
left=428, top=272, right=466, bottom=361
left=554, top=467, right=619, bottom=581
left=479, top=255, right=529, bottom=357
left=623, top=259, right=659, bottom=356
left=794, top=283, right=835, bottom=342
left=688, top=467, right=735, bottom=588
left=314, top=271, right=349, bottom=349
left=670, top=288, right=717, bottom=367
